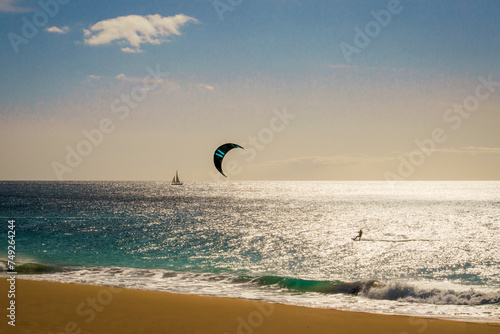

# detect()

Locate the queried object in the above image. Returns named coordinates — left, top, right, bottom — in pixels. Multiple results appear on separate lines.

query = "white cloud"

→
left=326, top=64, right=408, bottom=74
left=84, top=14, right=197, bottom=52
left=327, top=64, right=357, bottom=70
left=121, top=47, right=143, bottom=53
left=392, top=147, right=500, bottom=156
left=115, top=73, right=163, bottom=84
left=46, top=26, right=70, bottom=34
left=435, top=147, right=500, bottom=155
left=0, top=0, right=32, bottom=13
left=197, top=83, right=214, bottom=91
left=87, top=75, right=101, bottom=80
left=264, top=155, right=395, bottom=167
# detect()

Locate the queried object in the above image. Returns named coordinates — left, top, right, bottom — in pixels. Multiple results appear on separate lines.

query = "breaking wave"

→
left=2, top=263, right=499, bottom=306
left=363, top=281, right=500, bottom=305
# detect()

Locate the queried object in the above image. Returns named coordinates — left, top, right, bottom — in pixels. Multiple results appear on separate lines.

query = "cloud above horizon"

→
left=433, top=147, right=500, bottom=155
left=46, top=26, right=70, bottom=34
left=264, top=147, right=500, bottom=171
left=392, top=146, right=500, bottom=156
left=83, top=14, right=198, bottom=53
left=327, top=64, right=357, bottom=70
left=262, top=155, right=396, bottom=168
left=121, top=47, right=143, bottom=53
left=115, top=73, right=164, bottom=84
left=197, top=83, right=214, bottom=91
left=0, top=0, right=32, bottom=13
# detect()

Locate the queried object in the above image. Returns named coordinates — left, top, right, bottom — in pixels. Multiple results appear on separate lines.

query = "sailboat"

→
left=171, top=170, right=183, bottom=185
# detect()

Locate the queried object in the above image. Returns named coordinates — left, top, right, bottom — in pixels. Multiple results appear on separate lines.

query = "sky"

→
left=1, top=0, right=499, bottom=181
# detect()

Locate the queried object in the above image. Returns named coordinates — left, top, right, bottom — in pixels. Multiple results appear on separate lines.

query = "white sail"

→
left=171, top=170, right=182, bottom=185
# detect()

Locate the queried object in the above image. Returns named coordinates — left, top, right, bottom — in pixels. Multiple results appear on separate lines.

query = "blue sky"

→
left=1, top=0, right=500, bottom=180
left=2, top=0, right=499, bottom=104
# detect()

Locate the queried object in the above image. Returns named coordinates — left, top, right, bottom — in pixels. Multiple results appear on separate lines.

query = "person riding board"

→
left=352, top=229, right=363, bottom=241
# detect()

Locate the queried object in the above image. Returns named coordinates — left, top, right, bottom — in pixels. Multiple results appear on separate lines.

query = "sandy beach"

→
left=1, top=279, right=498, bottom=334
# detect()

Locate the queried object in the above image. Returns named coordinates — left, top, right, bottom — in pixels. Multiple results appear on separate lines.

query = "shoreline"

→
left=1, top=279, right=499, bottom=334
left=3, top=272, right=499, bottom=323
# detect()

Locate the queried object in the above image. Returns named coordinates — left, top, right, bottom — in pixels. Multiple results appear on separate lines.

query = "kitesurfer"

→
left=352, top=229, right=363, bottom=241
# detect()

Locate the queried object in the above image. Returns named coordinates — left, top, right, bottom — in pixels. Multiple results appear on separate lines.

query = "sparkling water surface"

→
left=1, top=181, right=499, bottom=321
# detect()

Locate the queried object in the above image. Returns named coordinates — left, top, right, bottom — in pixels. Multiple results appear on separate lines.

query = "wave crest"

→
left=250, top=275, right=384, bottom=294
left=363, top=281, right=500, bottom=305
left=247, top=275, right=500, bottom=306
left=0, top=261, right=63, bottom=274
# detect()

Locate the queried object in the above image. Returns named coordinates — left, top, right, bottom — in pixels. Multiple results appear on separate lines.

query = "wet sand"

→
left=1, top=279, right=499, bottom=334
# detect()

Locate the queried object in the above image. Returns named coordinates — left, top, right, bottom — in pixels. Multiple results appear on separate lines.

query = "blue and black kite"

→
left=213, top=143, right=243, bottom=177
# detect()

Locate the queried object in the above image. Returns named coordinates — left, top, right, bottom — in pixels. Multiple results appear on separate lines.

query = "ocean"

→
left=1, top=181, right=499, bottom=321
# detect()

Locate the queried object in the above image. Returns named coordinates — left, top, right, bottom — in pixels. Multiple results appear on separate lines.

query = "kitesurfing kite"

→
left=213, top=143, right=243, bottom=177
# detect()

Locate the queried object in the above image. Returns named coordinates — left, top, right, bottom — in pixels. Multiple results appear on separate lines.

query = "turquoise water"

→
left=1, top=181, right=499, bottom=320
